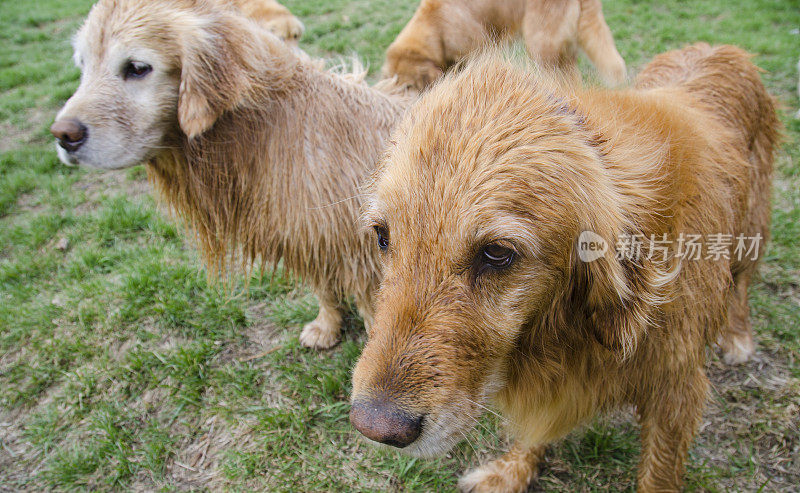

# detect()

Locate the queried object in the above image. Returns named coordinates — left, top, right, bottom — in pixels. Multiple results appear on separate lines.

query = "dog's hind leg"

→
left=299, top=291, right=342, bottom=349
left=636, top=367, right=708, bottom=492
left=576, top=0, right=627, bottom=86
left=457, top=443, right=545, bottom=493
left=718, top=270, right=755, bottom=364
left=521, top=0, right=581, bottom=77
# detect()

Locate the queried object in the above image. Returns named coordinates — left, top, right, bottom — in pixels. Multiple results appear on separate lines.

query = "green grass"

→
left=1, top=0, right=799, bottom=490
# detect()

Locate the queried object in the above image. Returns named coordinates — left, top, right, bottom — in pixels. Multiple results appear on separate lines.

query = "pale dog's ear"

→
left=177, top=13, right=291, bottom=138
left=178, top=15, right=255, bottom=138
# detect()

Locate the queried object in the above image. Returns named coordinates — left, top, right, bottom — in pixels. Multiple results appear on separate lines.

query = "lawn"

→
left=1, top=0, right=798, bottom=491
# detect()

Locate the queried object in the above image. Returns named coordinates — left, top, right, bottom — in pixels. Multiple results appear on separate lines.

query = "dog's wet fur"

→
left=352, top=44, right=779, bottom=491
left=51, top=0, right=411, bottom=349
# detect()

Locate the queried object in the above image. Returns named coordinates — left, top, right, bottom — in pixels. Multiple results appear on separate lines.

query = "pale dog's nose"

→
left=350, top=398, right=423, bottom=448
left=50, top=118, right=88, bottom=153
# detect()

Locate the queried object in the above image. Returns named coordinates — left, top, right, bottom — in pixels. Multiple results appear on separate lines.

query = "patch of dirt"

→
left=699, top=347, right=800, bottom=490
left=0, top=406, right=35, bottom=489
left=122, top=315, right=289, bottom=491
left=1, top=106, right=60, bottom=154
left=0, top=382, right=69, bottom=492
left=0, top=122, right=35, bottom=154
left=12, top=193, right=45, bottom=215
left=72, top=168, right=152, bottom=215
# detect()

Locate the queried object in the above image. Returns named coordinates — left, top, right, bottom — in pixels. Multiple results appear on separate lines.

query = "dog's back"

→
left=635, top=43, right=779, bottom=170
left=635, top=43, right=780, bottom=362
left=635, top=43, right=779, bottom=259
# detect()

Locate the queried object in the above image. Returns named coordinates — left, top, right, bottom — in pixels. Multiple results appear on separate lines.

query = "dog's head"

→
left=51, top=0, right=293, bottom=169
left=350, top=58, right=661, bottom=456
left=382, top=43, right=444, bottom=92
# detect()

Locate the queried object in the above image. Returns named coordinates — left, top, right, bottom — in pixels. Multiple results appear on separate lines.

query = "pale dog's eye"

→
left=374, top=226, right=389, bottom=251
left=123, top=60, right=152, bottom=80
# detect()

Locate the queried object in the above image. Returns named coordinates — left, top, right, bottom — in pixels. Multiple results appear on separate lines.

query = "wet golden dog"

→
left=383, top=0, right=626, bottom=91
left=230, top=0, right=304, bottom=45
left=50, top=0, right=410, bottom=349
left=351, top=44, right=779, bottom=492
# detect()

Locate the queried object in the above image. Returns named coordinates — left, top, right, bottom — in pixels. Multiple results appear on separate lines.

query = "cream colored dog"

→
left=50, top=0, right=410, bottom=349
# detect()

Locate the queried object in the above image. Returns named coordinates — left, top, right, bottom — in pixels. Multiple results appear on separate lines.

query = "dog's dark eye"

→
left=480, top=244, right=515, bottom=270
left=374, top=226, right=389, bottom=251
left=123, top=61, right=152, bottom=80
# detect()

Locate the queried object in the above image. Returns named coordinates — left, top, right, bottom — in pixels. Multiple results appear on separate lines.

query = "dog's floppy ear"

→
left=570, top=229, right=666, bottom=359
left=178, top=14, right=287, bottom=138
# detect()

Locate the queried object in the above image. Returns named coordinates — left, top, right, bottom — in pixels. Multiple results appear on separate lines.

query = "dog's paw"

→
left=299, top=319, right=339, bottom=349
left=721, top=333, right=754, bottom=365
left=457, top=460, right=535, bottom=493
left=264, top=15, right=304, bottom=43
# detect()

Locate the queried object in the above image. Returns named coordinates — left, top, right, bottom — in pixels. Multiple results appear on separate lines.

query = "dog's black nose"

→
left=350, top=398, right=423, bottom=448
left=51, top=118, right=87, bottom=152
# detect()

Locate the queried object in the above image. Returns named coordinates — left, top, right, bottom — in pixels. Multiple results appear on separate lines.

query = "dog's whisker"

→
left=463, top=412, right=502, bottom=444
left=458, top=429, right=481, bottom=460
left=464, top=398, right=504, bottom=421
left=307, top=194, right=364, bottom=210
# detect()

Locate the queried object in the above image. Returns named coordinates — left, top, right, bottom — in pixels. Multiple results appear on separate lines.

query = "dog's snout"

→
left=350, top=398, right=423, bottom=448
left=50, top=118, right=88, bottom=152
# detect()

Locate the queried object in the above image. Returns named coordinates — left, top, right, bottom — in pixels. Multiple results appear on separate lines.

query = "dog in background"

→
left=50, top=0, right=411, bottom=349
left=230, top=0, right=304, bottom=44
left=382, top=0, right=627, bottom=91
left=351, top=44, right=778, bottom=492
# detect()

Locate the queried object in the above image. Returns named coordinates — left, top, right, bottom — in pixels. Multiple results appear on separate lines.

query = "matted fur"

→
left=351, top=44, right=779, bottom=492
left=382, top=0, right=627, bottom=91
left=52, top=0, right=410, bottom=348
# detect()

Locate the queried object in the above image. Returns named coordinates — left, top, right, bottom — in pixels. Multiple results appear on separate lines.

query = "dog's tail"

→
left=635, top=43, right=781, bottom=166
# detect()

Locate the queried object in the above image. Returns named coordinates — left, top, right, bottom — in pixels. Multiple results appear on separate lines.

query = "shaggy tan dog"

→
left=50, top=0, right=409, bottom=349
left=350, top=44, right=779, bottom=492
left=383, top=0, right=626, bottom=91
left=230, top=0, right=304, bottom=45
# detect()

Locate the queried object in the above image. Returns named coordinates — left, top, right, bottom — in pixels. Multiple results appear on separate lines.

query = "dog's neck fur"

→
left=147, top=46, right=407, bottom=294
left=494, top=85, right=752, bottom=448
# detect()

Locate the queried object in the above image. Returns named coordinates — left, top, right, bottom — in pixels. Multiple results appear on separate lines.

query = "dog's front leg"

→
left=636, top=368, right=709, bottom=492
left=457, top=442, right=546, bottom=493
left=299, top=292, right=342, bottom=349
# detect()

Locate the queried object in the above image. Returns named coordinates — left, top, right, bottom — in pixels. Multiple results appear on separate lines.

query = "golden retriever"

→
left=383, top=0, right=627, bottom=91
left=230, top=0, right=304, bottom=45
left=50, top=0, right=410, bottom=349
left=351, top=44, right=779, bottom=492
